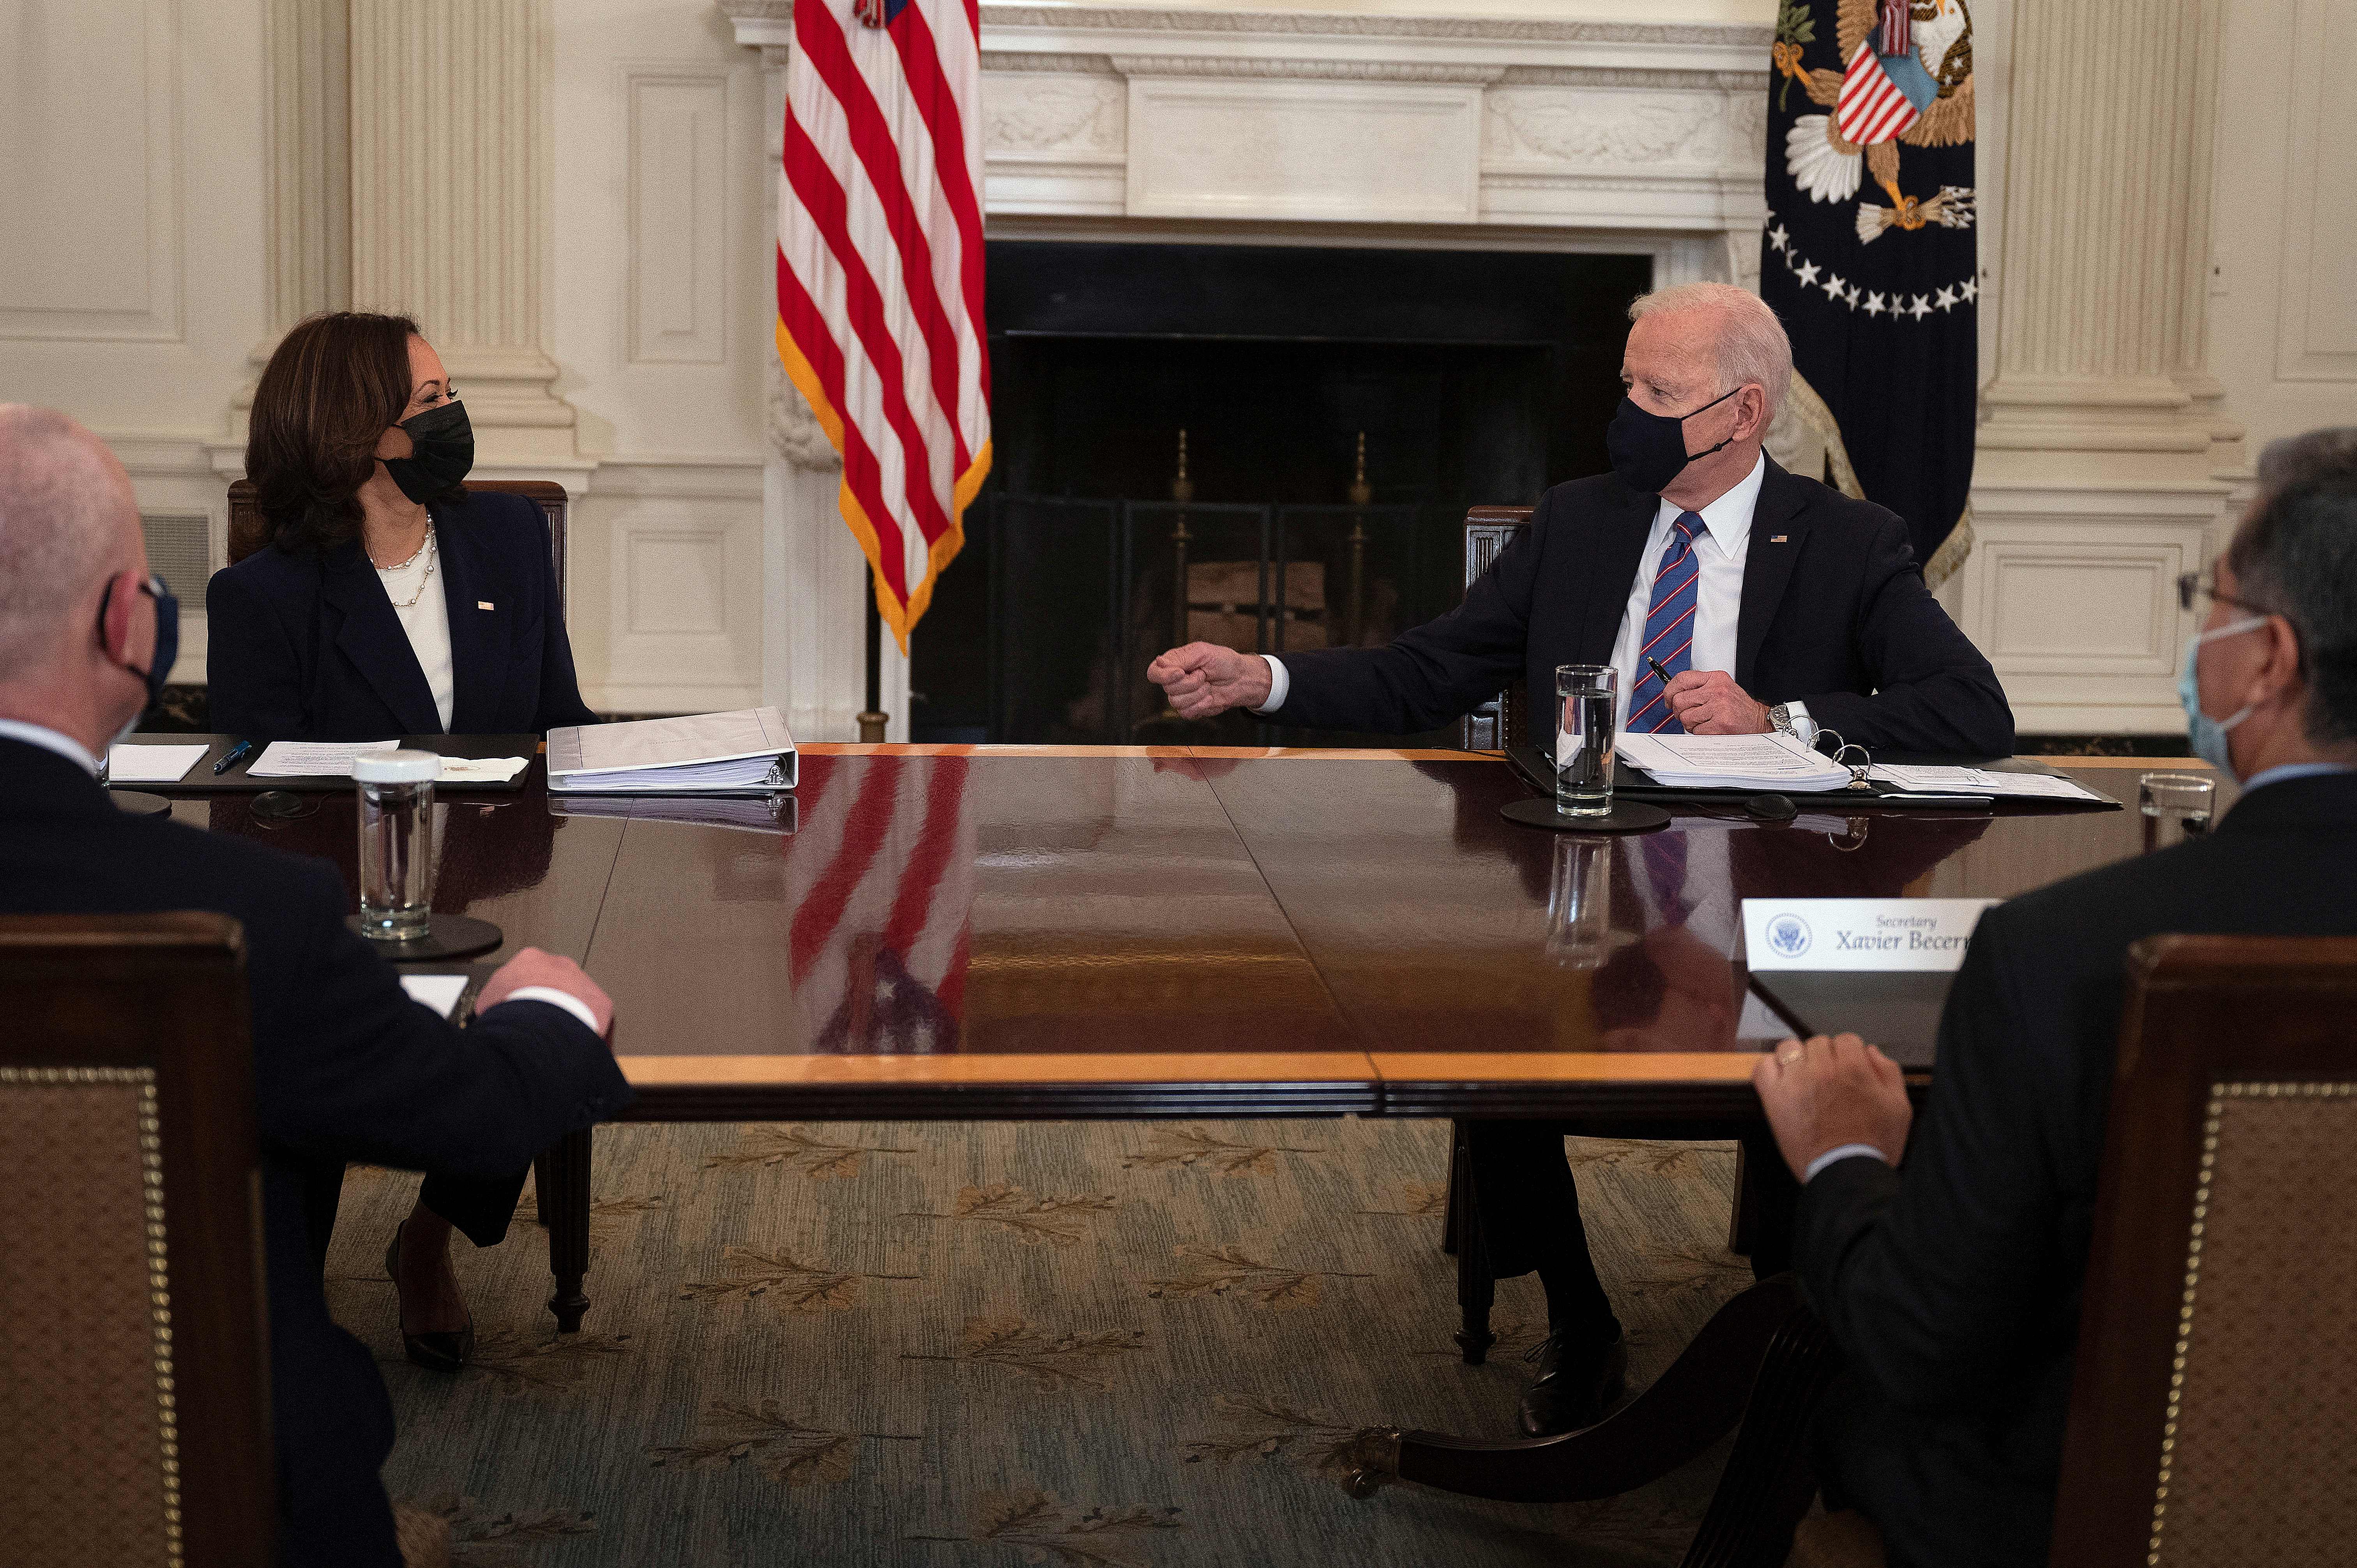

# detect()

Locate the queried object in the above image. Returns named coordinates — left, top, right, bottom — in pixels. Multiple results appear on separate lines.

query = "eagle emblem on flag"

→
left=1776, top=0, right=1975, bottom=243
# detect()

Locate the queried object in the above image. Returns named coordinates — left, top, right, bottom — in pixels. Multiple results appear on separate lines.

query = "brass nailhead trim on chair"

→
left=2148, top=1080, right=2357, bottom=1568
left=2, top=1066, right=181, bottom=1566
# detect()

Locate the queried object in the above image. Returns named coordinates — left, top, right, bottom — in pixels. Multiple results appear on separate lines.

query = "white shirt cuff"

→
left=1803, top=1142, right=1890, bottom=1183
left=496, top=984, right=604, bottom=1035
left=1784, top=700, right=1818, bottom=746
left=1250, top=654, right=1290, bottom=715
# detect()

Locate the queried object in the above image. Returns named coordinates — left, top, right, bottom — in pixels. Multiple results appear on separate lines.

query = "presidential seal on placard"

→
left=1765, top=913, right=1815, bottom=960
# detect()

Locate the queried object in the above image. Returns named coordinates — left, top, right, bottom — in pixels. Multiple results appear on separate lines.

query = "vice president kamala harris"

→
left=207, top=310, right=595, bottom=741
left=206, top=311, right=597, bottom=1370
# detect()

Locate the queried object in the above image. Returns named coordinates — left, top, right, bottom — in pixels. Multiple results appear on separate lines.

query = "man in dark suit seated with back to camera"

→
left=1148, top=281, right=2015, bottom=1437
left=1751, top=430, right=2357, bottom=1567
left=0, top=404, right=632, bottom=1568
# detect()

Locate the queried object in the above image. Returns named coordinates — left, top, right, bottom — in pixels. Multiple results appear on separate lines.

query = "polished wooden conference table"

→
left=140, top=740, right=2200, bottom=1501
left=145, top=741, right=2198, bottom=1118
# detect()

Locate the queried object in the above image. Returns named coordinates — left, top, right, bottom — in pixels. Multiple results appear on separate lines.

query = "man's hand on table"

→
left=1664, top=669, right=1772, bottom=735
left=1752, top=1032, right=1912, bottom=1181
left=1148, top=642, right=1271, bottom=719
left=479, top=946, right=615, bottom=1039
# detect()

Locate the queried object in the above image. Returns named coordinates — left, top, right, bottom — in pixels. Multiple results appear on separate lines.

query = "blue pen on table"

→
left=213, top=739, right=255, bottom=775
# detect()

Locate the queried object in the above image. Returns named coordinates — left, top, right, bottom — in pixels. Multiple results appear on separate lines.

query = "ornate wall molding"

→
left=1484, top=88, right=1747, bottom=170
left=1107, top=55, right=1508, bottom=85
left=985, top=75, right=1126, bottom=155
left=983, top=6, right=1770, bottom=49
left=982, top=50, right=1121, bottom=76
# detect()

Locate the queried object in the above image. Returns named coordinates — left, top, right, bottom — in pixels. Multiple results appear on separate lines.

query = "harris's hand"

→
left=479, top=946, right=615, bottom=1038
left=1751, top=1032, right=1912, bottom=1181
left=1147, top=642, right=1271, bottom=720
left=1665, top=669, right=1771, bottom=735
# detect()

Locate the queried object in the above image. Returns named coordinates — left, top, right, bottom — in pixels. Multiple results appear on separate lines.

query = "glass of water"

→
left=354, top=749, right=440, bottom=941
left=2139, top=771, right=2215, bottom=853
left=1554, top=664, right=1618, bottom=817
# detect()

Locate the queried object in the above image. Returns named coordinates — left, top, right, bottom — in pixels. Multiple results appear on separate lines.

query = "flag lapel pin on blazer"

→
left=477, top=600, right=495, bottom=610
left=1769, top=535, right=1788, bottom=544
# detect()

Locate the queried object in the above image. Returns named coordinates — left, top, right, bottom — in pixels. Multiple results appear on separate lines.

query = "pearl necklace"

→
left=377, top=523, right=438, bottom=609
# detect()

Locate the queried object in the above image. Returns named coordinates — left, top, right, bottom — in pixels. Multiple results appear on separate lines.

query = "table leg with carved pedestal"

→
left=531, top=1128, right=593, bottom=1333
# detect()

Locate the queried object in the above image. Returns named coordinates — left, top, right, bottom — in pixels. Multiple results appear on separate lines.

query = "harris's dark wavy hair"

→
left=246, top=311, right=433, bottom=553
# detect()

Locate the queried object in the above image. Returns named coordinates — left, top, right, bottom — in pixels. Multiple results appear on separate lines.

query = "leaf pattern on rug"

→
left=381, top=1330, right=634, bottom=1395
left=1142, top=1244, right=1370, bottom=1310
left=909, top=1487, right=1182, bottom=1567
left=645, top=1398, right=919, bottom=1487
left=903, top=1313, right=1148, bottom=1391
left=1120, top=1126, right=1323, bottom=1178
left=700, top=1125, right=919, bottom=1179
left=677, top=1245, right=917, bottom=1314
left=901, top=1183, right=1118, bottom=1247
left=1354, top=1180, right=1447, bottom=1217
left=1182, top=1395, right=1396, bottom=1490
left=401, top=1492, right=596, bottom=1568
left=1565, top=1138, right=1705, bottom=1178
left=513, top=1192, right=666, bottom=1241
left=1621, top=1243, right=1752, bottom=1302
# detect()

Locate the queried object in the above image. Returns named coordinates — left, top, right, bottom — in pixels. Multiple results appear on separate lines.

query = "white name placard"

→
left=1742, top=898, right=2000, bottom=972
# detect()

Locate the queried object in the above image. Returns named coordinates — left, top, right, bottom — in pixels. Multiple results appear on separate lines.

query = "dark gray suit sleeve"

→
left=1797, top=515, right=2014, bottom=756
left=252, top=861, right=632, bottom=1177
left=1270, top=499, right=1545, bottom=735
left=1795, top=909, right=2058, bottom=1414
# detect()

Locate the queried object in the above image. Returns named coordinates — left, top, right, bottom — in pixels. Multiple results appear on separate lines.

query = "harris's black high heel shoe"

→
left=385, top=1220, right=475, bottom=1372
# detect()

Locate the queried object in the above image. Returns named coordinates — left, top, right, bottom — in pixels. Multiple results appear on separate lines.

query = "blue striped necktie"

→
left=1626, top=510, right=1705, bottom=734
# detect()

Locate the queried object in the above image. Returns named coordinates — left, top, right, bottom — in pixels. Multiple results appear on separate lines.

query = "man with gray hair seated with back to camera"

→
left=1148, top=282, right=2015, bottom=1437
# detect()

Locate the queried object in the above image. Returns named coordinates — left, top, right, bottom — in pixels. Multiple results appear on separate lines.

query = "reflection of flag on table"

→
left=777, top=0, right=992, bottom=649
left=1765, top=0, right=1978, bottom=586
left=786, top=754, right=974, bottom=1052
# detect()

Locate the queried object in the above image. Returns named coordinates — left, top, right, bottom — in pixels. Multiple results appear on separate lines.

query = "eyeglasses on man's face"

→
left=2175, top=570, right=2264, bottom=616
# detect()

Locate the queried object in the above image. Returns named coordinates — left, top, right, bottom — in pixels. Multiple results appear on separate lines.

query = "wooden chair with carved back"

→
left=1441, top=506, right=1783, bottom=1365
left=226, top=477, right=571, bottom=618
left=1788, top=932, right=2357, bottom=1566
left=0, top=912, right=455, bottom=1568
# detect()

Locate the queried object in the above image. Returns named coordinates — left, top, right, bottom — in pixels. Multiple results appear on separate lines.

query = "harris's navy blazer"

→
left=206, top=488, right=597, bottom=739
left=1273, top=459, right=2014, bottom=756
left=0, top=736, right=633, bottom=1567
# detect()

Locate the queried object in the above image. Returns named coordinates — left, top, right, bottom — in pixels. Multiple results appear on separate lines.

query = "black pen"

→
left=213, top=739, right=255, bottom=775
left=1646, top=655, right=1673, bottom=689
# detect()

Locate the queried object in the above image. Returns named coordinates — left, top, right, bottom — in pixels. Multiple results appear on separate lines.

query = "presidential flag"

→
left=777, top=0, right=992, bottom=649
left=1763, top=0, right=1977, bottom=585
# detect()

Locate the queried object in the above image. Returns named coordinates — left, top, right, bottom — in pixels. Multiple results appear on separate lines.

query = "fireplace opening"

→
left=910, top=241, right=1652, bottom=746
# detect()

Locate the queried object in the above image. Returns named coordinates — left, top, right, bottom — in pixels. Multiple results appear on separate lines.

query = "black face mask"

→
left=382, top=399, right=475, bottom=503
left=1604, top=385, right=1742, bottom=495
left=99, top=572, right=179, bottom=716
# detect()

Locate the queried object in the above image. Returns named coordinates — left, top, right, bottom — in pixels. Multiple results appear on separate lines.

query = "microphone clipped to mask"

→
left=1605, top=386, right=1742, bottom=495
left=382, top=399, right=476, bottom=504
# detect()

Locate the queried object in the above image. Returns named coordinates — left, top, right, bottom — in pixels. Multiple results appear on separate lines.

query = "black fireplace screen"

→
left=908, top=241, right=1652, bottom=746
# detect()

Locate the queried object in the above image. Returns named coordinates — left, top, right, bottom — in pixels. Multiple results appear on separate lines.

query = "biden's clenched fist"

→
left=1147, top=643, right=1270, bottom=720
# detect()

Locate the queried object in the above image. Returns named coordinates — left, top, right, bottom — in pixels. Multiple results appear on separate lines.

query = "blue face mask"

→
left=2178, top=615, right=2266, bottom=775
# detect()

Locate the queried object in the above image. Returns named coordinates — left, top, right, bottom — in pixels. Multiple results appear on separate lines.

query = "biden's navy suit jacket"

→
left=0, top=736, right=633, bottom=1567
left=1272, top=459, right=2014, bottom=756
left=206, top=488, right=597, bottom=739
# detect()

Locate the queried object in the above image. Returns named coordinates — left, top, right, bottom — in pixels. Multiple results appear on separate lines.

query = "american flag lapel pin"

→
left=1769, top=535, right=1788, bottom=544
left=478, top=600, right=495, bottom=611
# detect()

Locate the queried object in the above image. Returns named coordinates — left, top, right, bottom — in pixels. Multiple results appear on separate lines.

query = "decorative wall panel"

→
left=628, top=73, right=730, bottom=366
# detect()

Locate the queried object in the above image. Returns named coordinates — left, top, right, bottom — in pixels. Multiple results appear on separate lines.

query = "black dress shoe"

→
left=1518, top=1324, right=1627, bottom=1437
left=385, top=1222, right=475, bottom=1373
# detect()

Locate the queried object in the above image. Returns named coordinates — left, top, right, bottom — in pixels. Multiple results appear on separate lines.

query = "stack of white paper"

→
left=1868, top=764, right=2108, bottom=803
left=106, top=743, right=210, bottom=783
left=546, top=707, right=797, bottom=794
left=244, top=741, right=527, bottom=785
left=1616, top=732, right=1855, bottom=791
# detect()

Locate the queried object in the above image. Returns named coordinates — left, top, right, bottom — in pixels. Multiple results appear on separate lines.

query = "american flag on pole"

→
left=777, top=0, right=991, bottom=650
left=785, top=753, right=975, bottom=1052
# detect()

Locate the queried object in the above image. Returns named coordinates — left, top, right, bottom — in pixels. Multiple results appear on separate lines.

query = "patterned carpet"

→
left=325, top=1120, right=1753, bottom=1567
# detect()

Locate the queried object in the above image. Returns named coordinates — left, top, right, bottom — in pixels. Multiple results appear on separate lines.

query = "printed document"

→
left=546, top=707, right=797, bottom=793
left=248, top=740, right=398, bottom=777
left=1617, top=731, right=1853, bottom=791
left=399, top=974, right=470, bottom=1019
left=1868, top=764, right=2107, bottom=803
